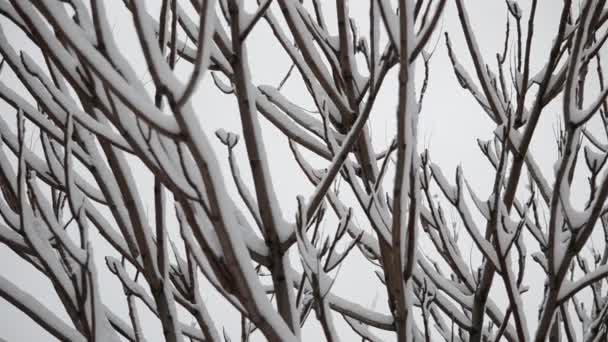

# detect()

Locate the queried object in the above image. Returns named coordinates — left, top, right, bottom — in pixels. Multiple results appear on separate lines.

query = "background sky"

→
left=0, top=1, right=581, bottom=341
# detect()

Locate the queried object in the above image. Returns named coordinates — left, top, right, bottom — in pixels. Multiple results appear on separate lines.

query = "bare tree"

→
left=2, top=0, right=608, bottom=341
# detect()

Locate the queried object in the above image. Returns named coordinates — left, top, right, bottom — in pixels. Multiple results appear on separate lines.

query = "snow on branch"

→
left=1, top=1, right=608, bottom=341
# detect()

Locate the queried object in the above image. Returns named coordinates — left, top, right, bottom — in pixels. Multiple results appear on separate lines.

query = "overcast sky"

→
left=0, top=1, right=579, bottom=341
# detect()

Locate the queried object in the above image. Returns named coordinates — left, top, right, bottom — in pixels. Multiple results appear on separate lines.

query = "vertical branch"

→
left=336, top=0, right=358, bottom=107
left=454, top=0, right=506, bottom=123
left=155, top=179, right=168, bottom=279
left=390, top=0, right=419, bottom=340
left=503, top=0, right=572, bottom=209
left=513, top=0, right=537, bottom=127
left=227, top=0, right=299, bottom=336
left=176, top=0, right=216, bottom=108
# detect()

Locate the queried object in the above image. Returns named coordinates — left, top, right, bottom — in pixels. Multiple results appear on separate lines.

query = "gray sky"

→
left=0, top=1, right=581, bottom=341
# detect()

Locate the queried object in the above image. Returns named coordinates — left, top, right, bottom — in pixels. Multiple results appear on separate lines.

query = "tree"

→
left=1, top=0, right=608, bottom=341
